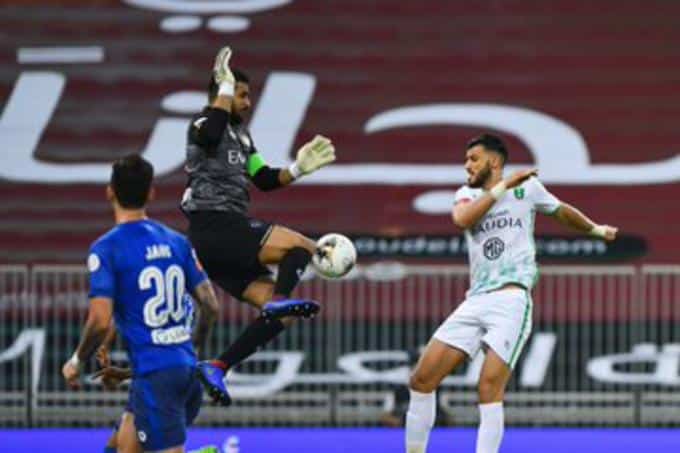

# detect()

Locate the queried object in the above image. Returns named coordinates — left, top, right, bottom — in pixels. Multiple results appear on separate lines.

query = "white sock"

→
left=405, top=389, right=436, bottom=453
left=476, top=402, right=504, bottom=453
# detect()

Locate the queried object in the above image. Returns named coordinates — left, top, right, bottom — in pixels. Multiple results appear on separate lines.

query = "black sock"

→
left=217, top=317, right=285, bottom=369
left=274, top=246, right=311, bottom=297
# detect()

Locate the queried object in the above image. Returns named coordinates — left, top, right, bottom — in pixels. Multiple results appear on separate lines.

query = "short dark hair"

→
left=466, top=133, right=508, bottom=164
left=110, top=154, right=153, bottom=209
left=233, top=68, right=249, bottom=84
left=207, top=68, right=250, bottom=101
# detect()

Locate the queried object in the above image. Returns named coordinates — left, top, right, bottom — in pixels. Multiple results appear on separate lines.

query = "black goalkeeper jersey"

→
left=181, top=107, right=258, bottom=216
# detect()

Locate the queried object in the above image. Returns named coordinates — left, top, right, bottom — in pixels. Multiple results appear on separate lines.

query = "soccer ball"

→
left=311, top=233, right=357, bottom=278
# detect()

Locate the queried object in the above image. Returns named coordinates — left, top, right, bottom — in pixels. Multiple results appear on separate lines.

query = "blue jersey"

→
left=87, top=219, right=208, bottom=375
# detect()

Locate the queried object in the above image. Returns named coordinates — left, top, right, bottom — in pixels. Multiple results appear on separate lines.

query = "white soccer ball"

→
left=311, top=233, right=357, bottom=278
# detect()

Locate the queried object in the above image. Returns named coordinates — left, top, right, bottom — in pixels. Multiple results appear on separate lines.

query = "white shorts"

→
left=433, top=288, right=533, bottom=369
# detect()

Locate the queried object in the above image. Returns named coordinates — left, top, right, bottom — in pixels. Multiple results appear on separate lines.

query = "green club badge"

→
left=514, top=188, right=525, bottom=200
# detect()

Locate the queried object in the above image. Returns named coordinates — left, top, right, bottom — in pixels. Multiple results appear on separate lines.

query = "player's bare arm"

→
left=93, top=366, right=132, bottom=391
left=93, top=324, right=132, bottom=391
left=452, top=168, right=537, bottom=229
left=95, top=322, right=117, bottom=368
left=93, top=326, right=132, bottom=391
left=551, top=202, right=618, bottom=241
left=191, top=280, right=219, bottom=357
left=62, top=297, right=113, bottom=388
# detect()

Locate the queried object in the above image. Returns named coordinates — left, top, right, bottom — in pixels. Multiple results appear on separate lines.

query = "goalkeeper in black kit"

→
left=182, top=46, right=335, bottom=404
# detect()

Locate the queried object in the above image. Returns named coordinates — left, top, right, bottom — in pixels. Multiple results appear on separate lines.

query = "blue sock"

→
left=104, top=447, right=116, bottom=453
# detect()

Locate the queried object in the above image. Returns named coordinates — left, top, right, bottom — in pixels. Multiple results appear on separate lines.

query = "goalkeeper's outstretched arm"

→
left=249, top=135, right=336, bottom=192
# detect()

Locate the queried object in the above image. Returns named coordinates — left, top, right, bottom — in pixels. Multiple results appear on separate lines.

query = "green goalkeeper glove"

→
left=213, top=45, right=235, bottom=97
left=288, top=135, right=336, bottom=178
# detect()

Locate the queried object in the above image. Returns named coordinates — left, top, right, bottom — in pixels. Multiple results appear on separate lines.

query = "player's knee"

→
left=478, top=374, right=504, bottom=403
left=259, top=285, right=274, bottom=304
left=277, top=227, right=315, bottom=253
left=294, top=234, right=316, bottom=253
left=409, top=371, right=436, bottom=393
left=242, top=280, right=275, bottom=308
left=271, top=225, right=315, bottom=252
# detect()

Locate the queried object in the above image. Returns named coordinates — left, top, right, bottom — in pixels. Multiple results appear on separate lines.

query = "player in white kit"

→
left=405, top=134, right=617, bottom=453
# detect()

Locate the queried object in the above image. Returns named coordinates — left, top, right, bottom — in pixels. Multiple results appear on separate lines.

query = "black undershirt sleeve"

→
left=190, top=108, right=230, bottom=155
left=250, top=166, right=284, bottom=192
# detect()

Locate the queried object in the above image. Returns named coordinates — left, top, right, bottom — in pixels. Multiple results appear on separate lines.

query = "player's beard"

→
left=468, top=163, right=491, bottom=188
left=231, top=112, right=244, bottom=124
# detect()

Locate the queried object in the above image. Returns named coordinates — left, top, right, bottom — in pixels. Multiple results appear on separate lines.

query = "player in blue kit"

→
left=62, top=155, right=219, bottom=453
left=93, top=293, right=217, bottom=453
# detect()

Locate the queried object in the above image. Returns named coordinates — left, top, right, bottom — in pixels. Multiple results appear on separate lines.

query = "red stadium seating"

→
left=1, top=0, right=678, bottom=263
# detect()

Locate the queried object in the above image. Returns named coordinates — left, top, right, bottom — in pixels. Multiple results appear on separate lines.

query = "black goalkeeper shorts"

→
left=187, top=211, right=273, bottom=299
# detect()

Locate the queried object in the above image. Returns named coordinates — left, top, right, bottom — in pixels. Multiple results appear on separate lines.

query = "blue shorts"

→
left=129, top=366, right=203, bottom=451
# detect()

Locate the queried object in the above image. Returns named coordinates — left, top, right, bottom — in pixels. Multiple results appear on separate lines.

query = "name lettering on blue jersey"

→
left=145, top=244, right=172, bottom=261
left=151, top=325, right=192, bottom=345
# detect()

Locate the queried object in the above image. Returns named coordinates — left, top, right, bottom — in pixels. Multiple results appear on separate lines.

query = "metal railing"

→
left=1, top=263, right=679, bottom=427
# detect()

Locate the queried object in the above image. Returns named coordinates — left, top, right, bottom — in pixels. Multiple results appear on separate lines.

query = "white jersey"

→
left=454, top=177, right=561, bottom=296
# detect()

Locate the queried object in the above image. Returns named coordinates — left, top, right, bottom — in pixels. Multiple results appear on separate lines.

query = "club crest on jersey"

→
left=483, top=237, right=505, bottom=260
left=514, top=188, right=525, bottom=200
